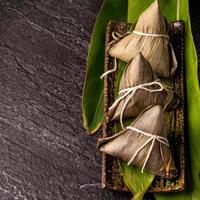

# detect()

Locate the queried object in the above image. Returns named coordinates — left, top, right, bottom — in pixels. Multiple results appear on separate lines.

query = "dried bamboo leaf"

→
left=109, top=0, right=177, bottom=78
left=108, top=53, right=168, bottom=122
left=119, top=53, right=154, bottom=91
left=99, top=105, right=177, bottom=178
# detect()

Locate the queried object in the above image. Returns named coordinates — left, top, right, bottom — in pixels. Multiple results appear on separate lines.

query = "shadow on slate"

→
left=0, top=0, right=199, bottom=200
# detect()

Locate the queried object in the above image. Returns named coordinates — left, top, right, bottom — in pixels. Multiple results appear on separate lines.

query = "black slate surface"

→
left=0, top=1, right=199, bottom=200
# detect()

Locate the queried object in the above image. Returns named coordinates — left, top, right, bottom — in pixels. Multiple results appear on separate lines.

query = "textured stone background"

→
left=0, top=0, right=199, bottom=200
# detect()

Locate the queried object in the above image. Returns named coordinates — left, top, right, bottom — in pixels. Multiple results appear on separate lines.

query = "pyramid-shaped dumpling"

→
left=108, top=53, right=167, bottom=124
left=109, top=0, right=177, bottom=78
left=99, top=105, right=177, bottom=178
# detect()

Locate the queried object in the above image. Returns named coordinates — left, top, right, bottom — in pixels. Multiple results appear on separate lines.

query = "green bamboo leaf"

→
left=119, top=160, right=155, bottom=200
left=128, top=0, right=200, bottom=199
left=82, top=0, right=128, bottom=134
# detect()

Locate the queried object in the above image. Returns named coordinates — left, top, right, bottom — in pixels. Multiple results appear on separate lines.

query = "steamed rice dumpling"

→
left=98, top=105, right=177, bottom=179
left=108, top=53, right=168, bottom=126
left=109, top=0, right=177, bottom=78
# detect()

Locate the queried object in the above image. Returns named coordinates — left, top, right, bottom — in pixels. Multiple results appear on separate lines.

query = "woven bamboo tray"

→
left=102, top=20, right=185, bottom=193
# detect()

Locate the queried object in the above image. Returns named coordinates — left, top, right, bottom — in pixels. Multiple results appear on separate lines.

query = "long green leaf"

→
left=82, top=0, right=128, bottom=134
left=128, top=0, right=200, bottom=200
left=157, top=1, right=200, bottom=200
left=119, top=160, right=155, bottom=200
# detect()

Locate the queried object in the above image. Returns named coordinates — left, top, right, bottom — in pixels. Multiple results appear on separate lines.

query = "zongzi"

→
left=109, top=0, right=177, bottom=78
left=98, top=105, right=177, bottom=179
left=108, top=53, right=168, bottom=129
